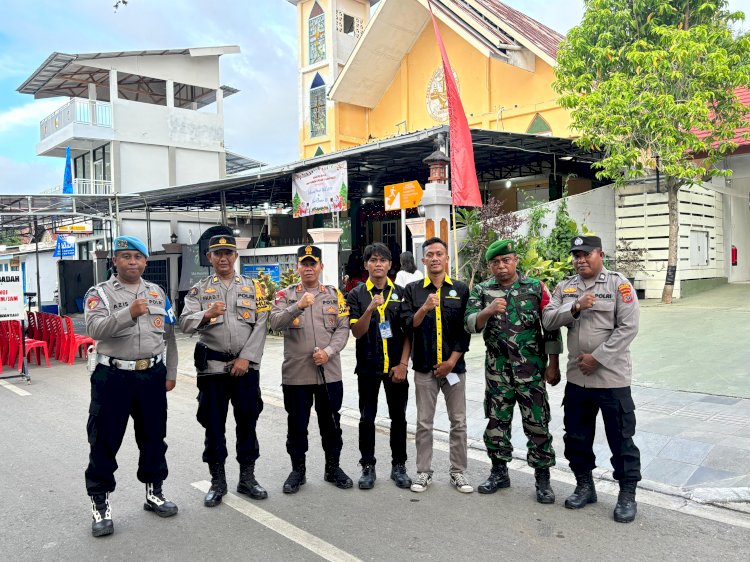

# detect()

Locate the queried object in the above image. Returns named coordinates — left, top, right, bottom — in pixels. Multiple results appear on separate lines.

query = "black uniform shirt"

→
left=347, top=278, right=407, bottom=375
left=401, top=274, right=471, bottom=374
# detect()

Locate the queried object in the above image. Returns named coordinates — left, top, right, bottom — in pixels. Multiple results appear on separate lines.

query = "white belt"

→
left=97, top=354, right=162, bottom=371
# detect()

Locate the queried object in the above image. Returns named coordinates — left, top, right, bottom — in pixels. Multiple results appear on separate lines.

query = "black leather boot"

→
left=204, top=463, right=227, bottom=507
left=143, top=482, right=178, bottom=517
left=324, top=461, right=353, bottom=489
left=358, top=464, right=376, bottom=490
left=477, top=459, right=510, bottom=494
left=613, top=480, right=638, bottom=523
left=237, top=463, right=268, bottom=500
left=90, top=492, right=113, bottom=537
left=565, top=472, right=597, bottom=509
left=282, top=458, right=306, bottom=494
left=390, top=463, right=412, bottom=489
left=534, top=467, right=555, bottom=504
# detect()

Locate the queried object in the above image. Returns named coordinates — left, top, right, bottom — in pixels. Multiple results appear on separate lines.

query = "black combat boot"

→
left=324, top=461, right=354, bottom=489
left=204, top=463, right=227, bottom=507
left=477, top=459, right=510, bottom=494
left=144, top=482, right=178, bottom=517
left=90, top=492, right=113, bottom=537
left=565, top=472, right=597, bottom=509
left=534, top=467, right=555, bottom=504
left=282, top=458, right=306, bottom=494
left=237, top=463, right=268, bottom=500
left=358, top=464, right=376, bottom=490
left=613, top=480, right=638, bottom=523
left=390, top=463, right=412, bottom=489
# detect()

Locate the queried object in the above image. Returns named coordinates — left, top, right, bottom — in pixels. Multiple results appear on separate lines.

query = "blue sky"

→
left=1, top=0, right=749, bottom=195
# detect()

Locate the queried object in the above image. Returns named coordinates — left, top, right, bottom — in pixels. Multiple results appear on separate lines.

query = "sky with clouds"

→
left=1, top=0, right=749, bottom=195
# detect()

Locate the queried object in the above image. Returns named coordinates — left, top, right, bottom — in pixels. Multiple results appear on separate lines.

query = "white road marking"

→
left=191, top=481, right=362, bottom=562
left=0, top=380, right=31, bottom=396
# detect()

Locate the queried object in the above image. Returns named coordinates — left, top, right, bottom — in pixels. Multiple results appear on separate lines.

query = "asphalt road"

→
left=1, top=368, right=748, bottom=562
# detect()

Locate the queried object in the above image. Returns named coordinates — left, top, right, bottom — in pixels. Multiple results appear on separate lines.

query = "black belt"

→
left=205, top=348, right=238, bottom=362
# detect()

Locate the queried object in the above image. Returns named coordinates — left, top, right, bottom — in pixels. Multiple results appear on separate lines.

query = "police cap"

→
left=297, top=244, right=322, bottom=263
left=207, top=235, right=237, bottom=252
left=570, top=235, right=602, bottom=253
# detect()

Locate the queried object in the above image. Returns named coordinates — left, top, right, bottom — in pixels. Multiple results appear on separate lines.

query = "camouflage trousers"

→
left=484, top=366, right=555, bottom=468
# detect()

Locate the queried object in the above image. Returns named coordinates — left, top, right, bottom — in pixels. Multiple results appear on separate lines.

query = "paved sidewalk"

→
left=175, top=329, right=750, bottom=508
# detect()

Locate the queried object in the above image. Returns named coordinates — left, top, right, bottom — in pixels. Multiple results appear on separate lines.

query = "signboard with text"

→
left=384, top=180, right=423, bottom=211
left=0, top=272, right=23, bottom=321
left=53, top=235, right=76, bottom=257
left=292, top=161, right=348, bottom=218
left=242, top=264, right=281, bottom=284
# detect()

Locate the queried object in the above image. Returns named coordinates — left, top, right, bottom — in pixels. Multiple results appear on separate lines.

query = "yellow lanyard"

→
left=369, top=285, right=394, bottom=373
left=435, top=287, right=443, bottom=364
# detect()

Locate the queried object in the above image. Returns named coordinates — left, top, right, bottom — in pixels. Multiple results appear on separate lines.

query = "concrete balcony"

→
left=37, top=98, right=115, bottom=157
left=41, top=179, right=113, bottom=195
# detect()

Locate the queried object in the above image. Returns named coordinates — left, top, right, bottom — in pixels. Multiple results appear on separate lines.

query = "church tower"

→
left=287, top=0, right=378, bottom=159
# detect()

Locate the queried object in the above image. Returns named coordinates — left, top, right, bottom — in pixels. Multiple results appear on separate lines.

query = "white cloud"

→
left=0, top=155, right=61, bottom=194
left=0, top=99, right=62, bottom=135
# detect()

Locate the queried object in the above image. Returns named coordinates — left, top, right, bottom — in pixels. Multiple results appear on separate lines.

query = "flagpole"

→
left=445, top=133, right=459, bottom=279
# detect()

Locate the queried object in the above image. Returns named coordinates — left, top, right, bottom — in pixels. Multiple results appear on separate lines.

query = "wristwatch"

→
left=572, top=299, right=581, bottom=314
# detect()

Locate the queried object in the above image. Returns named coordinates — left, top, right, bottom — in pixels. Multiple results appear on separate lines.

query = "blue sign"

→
left=242, top=264, right=280, bottom=284
left=53, top=235, right=75, bottom=257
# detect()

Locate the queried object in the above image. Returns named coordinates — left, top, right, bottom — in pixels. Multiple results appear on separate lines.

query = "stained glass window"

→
left=308, top=3, right=326, bottom=65
left=310, top=73, right=326, bottom=137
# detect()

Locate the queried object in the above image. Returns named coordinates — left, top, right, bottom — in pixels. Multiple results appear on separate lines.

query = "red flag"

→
left=428, top=1, right=482, bottom=207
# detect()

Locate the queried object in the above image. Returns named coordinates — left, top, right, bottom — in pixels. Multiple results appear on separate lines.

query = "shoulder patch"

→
left=274, top=289, right=287, bottom=305
left=189, top=287, right=199, bottom=296
left=617, top=282, right=634, bottom=303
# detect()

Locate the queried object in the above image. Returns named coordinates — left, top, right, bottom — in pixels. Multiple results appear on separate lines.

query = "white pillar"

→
left=109, top=69, right=118, bottom=101
left=307, top=227, right=343, bottom=287
left=166, top=79, right=174, bottom=108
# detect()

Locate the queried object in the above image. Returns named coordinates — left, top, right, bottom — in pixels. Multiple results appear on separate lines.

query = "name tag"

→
left=379, top=321, right=393, bottom=339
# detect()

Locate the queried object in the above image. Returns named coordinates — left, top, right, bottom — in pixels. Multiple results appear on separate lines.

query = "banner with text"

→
left=0, top=272, right=23, bottom=321
left=292, top=161, right=348, bottom=218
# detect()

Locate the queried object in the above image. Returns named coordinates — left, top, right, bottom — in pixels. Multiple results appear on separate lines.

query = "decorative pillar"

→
left=307, top=227, right=343, bottom=287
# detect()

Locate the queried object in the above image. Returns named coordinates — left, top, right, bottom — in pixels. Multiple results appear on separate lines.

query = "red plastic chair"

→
left=63, top=316, right=94, bottom=365
left=4, top=320, right=50, bottom=370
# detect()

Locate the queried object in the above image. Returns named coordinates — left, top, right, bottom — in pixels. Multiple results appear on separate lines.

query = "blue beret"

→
left=485, top=239, right=516, bottom=261
left=113, top=235, right=149, bottom=257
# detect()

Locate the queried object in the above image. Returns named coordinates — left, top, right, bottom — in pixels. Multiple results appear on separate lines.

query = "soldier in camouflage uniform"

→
left=465, top=239, right=562, bottom=503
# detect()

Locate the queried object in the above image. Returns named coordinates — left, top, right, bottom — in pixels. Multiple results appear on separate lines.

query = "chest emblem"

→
left=205, top=288, right=217, bottom=294
left=153, top=317, right=164, bottom=328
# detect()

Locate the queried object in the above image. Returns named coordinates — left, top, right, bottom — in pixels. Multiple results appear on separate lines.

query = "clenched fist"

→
left=368, top=294, right=385, bottom=311
left=421, top=293, right=441, bottom=313
left=485, top=297, right=507, bottom=315
left=297, top=292, right=316, bottom=310
left=578, top=293, right=596, bottom=311
left=129, top=298, right=149, bottom=319
left=204, top=301, right=226, bottom=320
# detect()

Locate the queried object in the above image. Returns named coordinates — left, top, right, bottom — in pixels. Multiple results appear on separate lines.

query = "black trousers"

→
left=282, top=382, right=343, bottom=463
left=357, top=374, right=409, bottom=466
left=196, top=370, right=263, bottom=465
left=563, top=382, right=641, bottom=482
left=85, top=362, right=168, bottom=495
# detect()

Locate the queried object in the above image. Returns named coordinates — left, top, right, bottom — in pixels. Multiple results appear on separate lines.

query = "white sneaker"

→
left=410, top=472, right=432, bottom=493
left=450, top=472, right=474, bottom=493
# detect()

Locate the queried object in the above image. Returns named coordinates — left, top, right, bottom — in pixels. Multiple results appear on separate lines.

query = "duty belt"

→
left=98, top=354, right=162, bottom=371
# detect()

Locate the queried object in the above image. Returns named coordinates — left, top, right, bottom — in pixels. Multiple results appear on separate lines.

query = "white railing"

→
left=41, top=179, right=113, bottom=195
left=40, top=98, right=113, bottom=141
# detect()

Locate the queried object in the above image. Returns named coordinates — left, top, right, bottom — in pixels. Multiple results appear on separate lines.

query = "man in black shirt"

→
left=401, top=237, right=472, bottom=494
left=347, top=243, right=412, bottom=489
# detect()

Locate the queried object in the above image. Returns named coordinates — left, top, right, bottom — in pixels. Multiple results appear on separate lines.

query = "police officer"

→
left=84, top=235, right=178, bottom=538
left=465, top=239, right=562, bottom=503
left=346, top=242, right=412, bottom=490
left=542, top=235, right=641, bottom=523
left=269, top=245, right=353, bottom=493
left=179, top=235, right=270, bottom=507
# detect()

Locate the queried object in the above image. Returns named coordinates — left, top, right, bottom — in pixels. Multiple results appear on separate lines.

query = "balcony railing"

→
left=40, top=98, right=113, bottom=141
left=41, top=179, right=113, bottom=195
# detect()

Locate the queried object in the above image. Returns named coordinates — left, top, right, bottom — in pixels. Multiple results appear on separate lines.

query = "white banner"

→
left=292, top=161, right=348, bottom=218
left=0, top=272, right=23, bottom=321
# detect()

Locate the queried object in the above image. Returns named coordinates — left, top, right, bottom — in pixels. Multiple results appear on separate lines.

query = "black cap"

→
left=570, top=235, right=602, bottom=253
left=297, top=244, right=322, bottom=262
left=207, top=235, right=237, bottom=252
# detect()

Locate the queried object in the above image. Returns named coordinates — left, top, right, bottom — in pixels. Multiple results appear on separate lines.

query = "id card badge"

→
left=378, top=321, right=393, bottom=339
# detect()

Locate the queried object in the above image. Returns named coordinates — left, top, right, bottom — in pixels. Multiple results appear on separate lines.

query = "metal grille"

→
left=142, top=257, right=170, bottom=294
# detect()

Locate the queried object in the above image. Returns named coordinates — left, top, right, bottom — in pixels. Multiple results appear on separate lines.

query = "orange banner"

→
left=384, top=180, right=423, bottom=211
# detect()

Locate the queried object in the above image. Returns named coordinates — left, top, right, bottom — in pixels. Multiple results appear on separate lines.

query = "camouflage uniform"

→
left=465, top=274, right=562, bottom=468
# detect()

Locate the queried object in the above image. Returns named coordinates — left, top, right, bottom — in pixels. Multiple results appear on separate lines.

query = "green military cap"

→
left=485, top=239, right=516, bottom=261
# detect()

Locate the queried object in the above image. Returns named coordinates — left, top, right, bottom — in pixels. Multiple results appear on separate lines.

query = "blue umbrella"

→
left=62, top=146, right=73, bottom=194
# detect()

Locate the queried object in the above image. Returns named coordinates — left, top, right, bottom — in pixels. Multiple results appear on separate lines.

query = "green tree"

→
left=554, top=0, right=750, bottom=303
left=0, top=230, right=22, bottom=246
